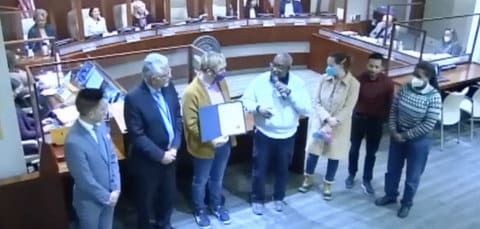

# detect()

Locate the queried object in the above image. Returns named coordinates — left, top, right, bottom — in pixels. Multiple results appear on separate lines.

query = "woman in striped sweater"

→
left=375, top=61, right=442, bottom=218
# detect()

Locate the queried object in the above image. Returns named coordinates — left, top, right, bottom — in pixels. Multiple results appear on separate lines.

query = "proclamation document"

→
left=217, top=101, right=246, bottom=136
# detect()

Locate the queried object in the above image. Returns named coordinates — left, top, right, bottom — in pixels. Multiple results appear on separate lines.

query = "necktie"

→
left=153, top=92, right=174, bottom=146
left=93, top=125, right=108, bottom=161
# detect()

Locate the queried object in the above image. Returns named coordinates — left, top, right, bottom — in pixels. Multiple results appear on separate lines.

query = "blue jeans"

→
left=305, top=153, right=339, bottom=183
left=384, top=135, right=431, bottom=207
left=251, top=130, right=295, bottom=203
left=192, top=142, right=231, bottom=210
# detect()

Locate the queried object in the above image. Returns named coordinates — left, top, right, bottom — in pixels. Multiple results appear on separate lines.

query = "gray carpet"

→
left=108, top=120, right=480, bottom=229
left=106, top=65, right=480, bottom=229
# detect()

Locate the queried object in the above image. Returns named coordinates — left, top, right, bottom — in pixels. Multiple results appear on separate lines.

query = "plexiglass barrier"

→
left=22, top=45, right=204, bottom=169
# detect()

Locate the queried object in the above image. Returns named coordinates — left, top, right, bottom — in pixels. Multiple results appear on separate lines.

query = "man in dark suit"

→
left=124, top=53, right=183, bottom=229
left=64, top=88, right=121, bottom=229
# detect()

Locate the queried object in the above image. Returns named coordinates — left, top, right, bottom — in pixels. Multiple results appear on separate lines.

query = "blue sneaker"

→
left=194, top=209, right=211, bottom=229
left=211, top=206, right=231, bottom=225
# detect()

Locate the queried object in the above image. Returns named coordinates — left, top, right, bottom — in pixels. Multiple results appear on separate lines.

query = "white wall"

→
left=423, top=0, right=475, bottom=45
left=346, top=0, right=368, bottom=22
left=369, top=0, right=409, bottom=21
left=0, top=21, right=28, bottom=179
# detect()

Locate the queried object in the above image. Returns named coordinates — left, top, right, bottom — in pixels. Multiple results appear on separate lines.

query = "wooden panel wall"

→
left=0, top=0, right=18, bottom=7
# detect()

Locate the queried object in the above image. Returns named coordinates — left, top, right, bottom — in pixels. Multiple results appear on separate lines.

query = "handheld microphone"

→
left=270, top=75, right=288, bottom=99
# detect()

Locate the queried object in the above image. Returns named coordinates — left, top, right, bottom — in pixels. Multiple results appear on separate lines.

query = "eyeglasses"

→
left=270, top=62, right=289, bottom=71
left=152, top=68, right=171, bottom=79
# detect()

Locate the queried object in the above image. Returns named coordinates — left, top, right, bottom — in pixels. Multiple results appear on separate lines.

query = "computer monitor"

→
left=76, top=61, right=124, bottom=103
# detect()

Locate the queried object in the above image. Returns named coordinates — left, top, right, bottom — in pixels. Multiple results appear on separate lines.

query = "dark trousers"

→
left=305, top=154, right=339, bottom=182
left=384, top=135, right=431, bottom=207
left=251, top=130, right=295, bottom=203
left=131, top=155, right=176, bottom=229
left=348, top=113, right=383, bottom=181
left=192, top=142, right=231, bottom=211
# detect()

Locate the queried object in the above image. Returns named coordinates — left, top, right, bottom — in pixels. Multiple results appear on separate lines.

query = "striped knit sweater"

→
left=389, top=83, right=442, bottom=140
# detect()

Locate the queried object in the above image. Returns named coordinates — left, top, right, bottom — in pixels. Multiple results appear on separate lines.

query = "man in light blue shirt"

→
left=242, top=53, right=312, bottom=215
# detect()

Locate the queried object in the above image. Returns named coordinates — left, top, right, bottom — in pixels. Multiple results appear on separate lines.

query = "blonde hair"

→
left=199, top=51, right=226, bottom=72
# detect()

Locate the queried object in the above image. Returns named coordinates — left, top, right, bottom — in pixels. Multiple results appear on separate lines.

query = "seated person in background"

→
left=245, top=0, right=262, bottom=19
left=8, top=60, right=52, bottom=120
left=227, top=3, right=236, bottom=17
left=132, top=0, right=154, bottom=29
left=85, top=7, right=108, bottom=38
left=12, top=79, right=40, bottom=155
left=6, top=50, right=29, bottom=88
left=280, top=0, right=303, bottom=17
left=435, top=28, right=463, bottom=56
left=27, top=9, right=56, bottom=52
left=369, top=14, right=394, bottom=40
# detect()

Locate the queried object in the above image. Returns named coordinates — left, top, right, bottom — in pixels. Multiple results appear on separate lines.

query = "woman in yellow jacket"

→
left=298, top=53, right=360, bottom=200
left=182, top=51, right=236, bottom=229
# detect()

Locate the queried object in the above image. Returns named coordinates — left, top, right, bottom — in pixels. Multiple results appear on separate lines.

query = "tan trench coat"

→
left=306, top=73, right=360, bottom=160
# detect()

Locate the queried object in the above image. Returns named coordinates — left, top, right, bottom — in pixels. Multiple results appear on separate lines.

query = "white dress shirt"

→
left=284, top=2, right=295, bottom=17
left=199, top=75, right=225, bottom=105
left=249, top=7, right=256, bottom=19
left=85, top=17, right=108, bottom=37
left=78, top=118, right=98, bottom=143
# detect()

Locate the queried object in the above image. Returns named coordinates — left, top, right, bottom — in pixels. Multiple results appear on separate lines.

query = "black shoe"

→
left=375, top=196, right=396, bottom=206
left=345, top=175, right=355, bottom=189
left=397, top=206, right=410, bottom=218
left=361, top=180, right=375, bottom=195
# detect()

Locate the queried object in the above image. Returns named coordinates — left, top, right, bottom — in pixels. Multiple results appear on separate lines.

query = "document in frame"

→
left=217, top=101, right=246, bottom=137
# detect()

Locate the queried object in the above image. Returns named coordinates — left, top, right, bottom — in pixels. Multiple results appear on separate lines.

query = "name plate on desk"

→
left=228, top=22, right=242, bottom=29
left=263, top=20, right=276, bottom=27
left=125, top=34, right=141, bottom=43
left=319, top=18, right=335, bottom=26
left=293, top=19, right=307, bottom=26
left=161, top=29, right=176, bottom=37
left=200, top=24, right=214, bottom=32
left=81, top=43, right=97, bottom=52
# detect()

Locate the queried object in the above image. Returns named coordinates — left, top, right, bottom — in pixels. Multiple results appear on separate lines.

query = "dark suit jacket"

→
left=124, top=81, right=183, bottom=162
left=133, top=14, right=154, bottom=28
left=27, top=24, right=56, bottom=52
left=16, top=107, right=38, bottom=140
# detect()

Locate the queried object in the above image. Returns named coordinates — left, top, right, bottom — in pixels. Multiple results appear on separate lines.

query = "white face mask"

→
left=444, top=36, right=452, bottom=43
left=411, top=77, right=426, bottom=88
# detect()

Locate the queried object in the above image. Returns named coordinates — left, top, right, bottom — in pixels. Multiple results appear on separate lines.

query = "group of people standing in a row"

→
left=64, top=50, right=442, bottom=229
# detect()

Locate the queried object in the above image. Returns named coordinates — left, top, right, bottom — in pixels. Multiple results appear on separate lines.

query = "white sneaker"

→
left=274, top=201, right=286, bottom=212
left=252, top=202, right=264, bottom=215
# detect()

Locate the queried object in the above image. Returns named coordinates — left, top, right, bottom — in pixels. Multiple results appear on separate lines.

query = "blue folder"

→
left=198, top=101, right=246, bottom=142
left=199, top=104, right=222, bottom=142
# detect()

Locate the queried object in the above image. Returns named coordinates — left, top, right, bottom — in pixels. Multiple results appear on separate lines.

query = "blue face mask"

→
left=325, top=65, right=337, bottom=76
left=212, top=72, right=226, bottom=84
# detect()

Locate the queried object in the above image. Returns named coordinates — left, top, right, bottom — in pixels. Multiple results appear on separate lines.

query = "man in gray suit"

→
left=65, top=88, right=121, bottom=229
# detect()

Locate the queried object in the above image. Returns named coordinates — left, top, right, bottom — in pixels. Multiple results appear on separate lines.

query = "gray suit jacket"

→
left=64, top=120, right=121, bottom=206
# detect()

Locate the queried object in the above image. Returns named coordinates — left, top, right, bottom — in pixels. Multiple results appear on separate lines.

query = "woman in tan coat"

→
left=298, top=53, right=360, bottom=200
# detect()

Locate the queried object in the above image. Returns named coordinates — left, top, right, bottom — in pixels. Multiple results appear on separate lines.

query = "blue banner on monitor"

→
left=77, top=61, right=124, bottom=103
